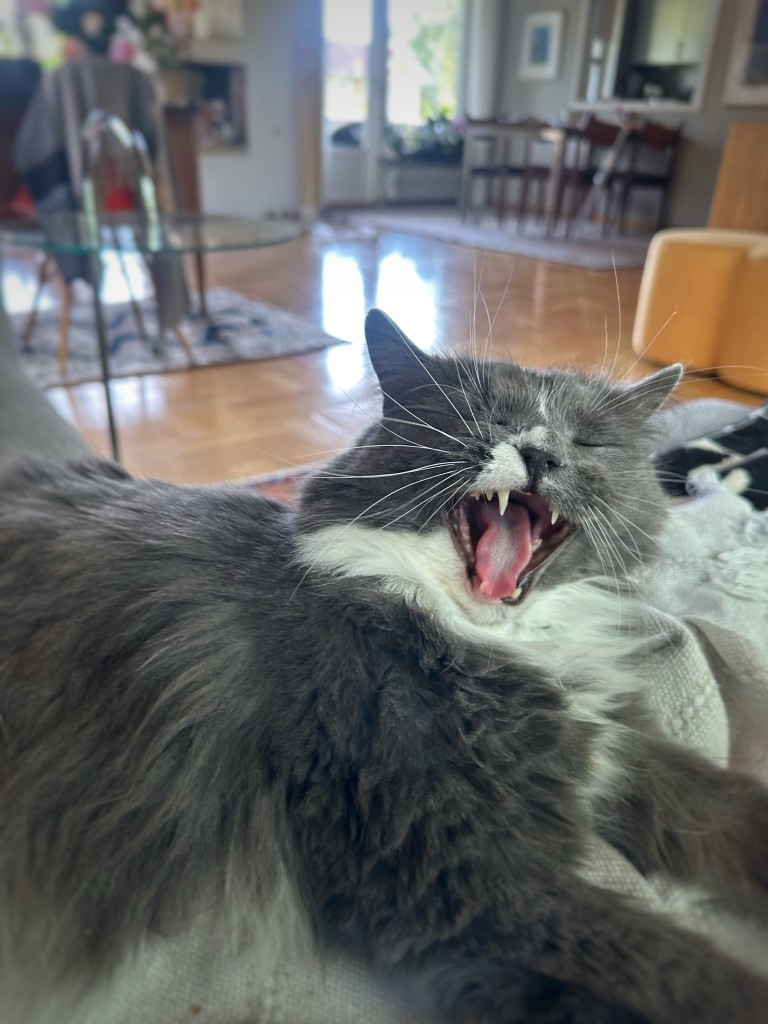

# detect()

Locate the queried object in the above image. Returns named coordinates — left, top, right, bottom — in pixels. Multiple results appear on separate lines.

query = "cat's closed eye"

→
left=573, top=439, right=610, bottom=448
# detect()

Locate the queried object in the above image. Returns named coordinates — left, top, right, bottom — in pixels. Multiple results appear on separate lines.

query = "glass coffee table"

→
left=0, top=212, right=300, bottom=461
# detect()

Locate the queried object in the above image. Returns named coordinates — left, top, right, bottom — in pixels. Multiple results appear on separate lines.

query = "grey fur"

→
left=0, top=310, right=766, bottom=1023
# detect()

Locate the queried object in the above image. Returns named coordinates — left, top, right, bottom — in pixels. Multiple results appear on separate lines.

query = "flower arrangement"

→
left=16, top=0, right=199, bottom=71
left=110, top=0, right=199, bottom=73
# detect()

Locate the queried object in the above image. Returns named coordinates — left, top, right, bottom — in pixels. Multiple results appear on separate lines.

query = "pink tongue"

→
left=474, top=503, right=532, bottom=600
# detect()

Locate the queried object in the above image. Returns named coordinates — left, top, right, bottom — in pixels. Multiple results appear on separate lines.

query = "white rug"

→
left=330, top=207, right=652, bottom=270
left=15, top=287, right=347, bottom=389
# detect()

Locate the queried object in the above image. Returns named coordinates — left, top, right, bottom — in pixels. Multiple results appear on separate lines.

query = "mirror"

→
left=574, top=0, right=720, bottom=108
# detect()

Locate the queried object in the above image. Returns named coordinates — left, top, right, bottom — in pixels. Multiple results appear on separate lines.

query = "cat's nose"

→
left=519, top=445, right=562, bottom=476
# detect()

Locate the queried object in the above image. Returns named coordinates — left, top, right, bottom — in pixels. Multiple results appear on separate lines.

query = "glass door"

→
left=322, top=0, right=464, bottom=207
left=322, top=0, right=381, bottom=206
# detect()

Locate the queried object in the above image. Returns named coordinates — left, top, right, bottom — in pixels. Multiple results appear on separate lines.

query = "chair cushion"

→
left=632, top=229, right=768, bottom=395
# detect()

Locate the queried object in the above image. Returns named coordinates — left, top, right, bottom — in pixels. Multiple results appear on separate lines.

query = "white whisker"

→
left=389, top=323, right=477, bottom=439
left=383, top=415, right=469, bottom=449
left=315, top=461, right=464, bottom=482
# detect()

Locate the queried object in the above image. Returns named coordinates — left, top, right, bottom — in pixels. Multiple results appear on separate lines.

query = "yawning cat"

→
left=0, top=309, right=766, bottom=1023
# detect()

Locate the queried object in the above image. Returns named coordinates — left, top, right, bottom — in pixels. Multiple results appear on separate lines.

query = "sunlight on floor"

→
left=321, top=251, right=368, bottom=393
left=2, top=261, right=57, bottom=316
left=320, top=246, right=441, bottom=393
left=2, top=251, right=152, bottom=316
left=375, top=252, right=438, bottom=350
left=321, top=251, right=366, bottom=345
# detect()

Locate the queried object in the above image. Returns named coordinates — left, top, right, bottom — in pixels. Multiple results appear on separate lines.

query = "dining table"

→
left=459, top=116, right=585, bottom=236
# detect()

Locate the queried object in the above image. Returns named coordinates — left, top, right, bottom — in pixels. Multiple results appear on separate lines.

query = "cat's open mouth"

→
left=448, top=490, right=573, bottom=606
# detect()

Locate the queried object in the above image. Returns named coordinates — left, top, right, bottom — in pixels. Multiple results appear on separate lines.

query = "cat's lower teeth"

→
left=531, top=539, right=542, bottom=552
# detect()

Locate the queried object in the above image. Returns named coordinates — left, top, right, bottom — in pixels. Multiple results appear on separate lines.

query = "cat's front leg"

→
left=593, top=730, right=768, bottom=921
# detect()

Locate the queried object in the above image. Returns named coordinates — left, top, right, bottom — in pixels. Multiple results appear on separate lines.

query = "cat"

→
left=0, top=308, right=766, bottom=1024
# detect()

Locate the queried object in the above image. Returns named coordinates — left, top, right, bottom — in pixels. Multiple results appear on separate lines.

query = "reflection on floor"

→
left=324, top=206, right=653, bottom=270
left=2, top=228, right=761, bottom=484
left=2, top=250, right=152, bottom=317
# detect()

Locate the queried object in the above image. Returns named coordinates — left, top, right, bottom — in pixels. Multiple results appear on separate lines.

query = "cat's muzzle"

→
left=448, top=490, right=573, bottom=606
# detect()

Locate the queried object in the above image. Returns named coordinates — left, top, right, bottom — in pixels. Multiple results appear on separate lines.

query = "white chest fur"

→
left=298, top=523, right=647, bottom=804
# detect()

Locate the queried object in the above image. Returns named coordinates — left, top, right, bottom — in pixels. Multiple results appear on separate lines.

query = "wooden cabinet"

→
left=633, top=0, right=708, bottom=65
left=163, top=105, right=202, bottom=214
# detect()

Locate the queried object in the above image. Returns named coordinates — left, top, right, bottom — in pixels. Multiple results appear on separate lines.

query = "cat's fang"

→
left=448, top=491, right=574, bottom=606
left=469, top=489, right=511, bottom=517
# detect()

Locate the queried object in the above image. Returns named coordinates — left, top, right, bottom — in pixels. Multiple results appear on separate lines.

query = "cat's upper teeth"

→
left=475, top=489, right=510, bottom=516
left=551, top=508, right=560, bottom=525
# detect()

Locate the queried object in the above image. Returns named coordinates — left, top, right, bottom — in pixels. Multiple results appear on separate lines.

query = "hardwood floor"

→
left=20, top=228, right=764, bottom=484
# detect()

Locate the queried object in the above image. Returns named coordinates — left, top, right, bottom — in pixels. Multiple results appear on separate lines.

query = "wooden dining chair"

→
left=496, top=117, right=549, bottom=228
left=514, top=115, right=623, bottom=236
left=612, top=119, right=684, bottom=234
left=15, top=59, right=196, bottom=376
left=557, top=115, right=625, bottom=236
left=459, top=117, right=531, bottom=223
left=459, top=118, right=504, bottom=221
left=568, top=119, right=640, bottom=237
left=0, top=60, right=40, bottom=215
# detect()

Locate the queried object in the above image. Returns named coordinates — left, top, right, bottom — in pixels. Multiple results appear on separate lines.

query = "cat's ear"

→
left=365, top=309, right=433, bottom=409
left=622, top=364, right=684, bottom=418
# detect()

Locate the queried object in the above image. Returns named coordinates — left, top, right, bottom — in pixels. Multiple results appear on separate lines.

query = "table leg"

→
left=544, top=130, right=567, bottom=237
left=459, top=133, right=473, bottom=221
left=496, top=135, right=511, bottom=225
left=195, top=251, right=209, bottom=320
left=92, top=288, right=120, bottom=462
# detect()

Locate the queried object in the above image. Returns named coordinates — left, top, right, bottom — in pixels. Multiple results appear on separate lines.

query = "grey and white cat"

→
left=0, top=309, right=767, bottom=1023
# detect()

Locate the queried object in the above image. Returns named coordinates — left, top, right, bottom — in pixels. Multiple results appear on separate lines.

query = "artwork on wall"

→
left=192, top=0, right=243, bottom=41
left=517, top=9, right=564, bottom=81
left=723, top=0, right=768, bottom=105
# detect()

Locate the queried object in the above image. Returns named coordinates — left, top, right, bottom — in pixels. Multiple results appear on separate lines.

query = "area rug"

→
left=247, top=463, right=314, bottom=505
left=332, top=208, right=652, bottom=270
left=15, top=287, right=347, bottom=389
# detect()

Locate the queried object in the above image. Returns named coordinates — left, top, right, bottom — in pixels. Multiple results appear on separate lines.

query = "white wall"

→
left=497, top=0, right=584, bottom=121
left=198, top=0, right=304, bottom=218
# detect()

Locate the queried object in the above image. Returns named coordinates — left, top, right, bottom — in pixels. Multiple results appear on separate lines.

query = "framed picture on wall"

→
left=517, top=10, right=564, bottom=81
left=723, top=0, right=768, bottom=105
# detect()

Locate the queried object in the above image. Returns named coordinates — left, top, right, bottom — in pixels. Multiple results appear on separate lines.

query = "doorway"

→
left=322, top=0, right=466, bottom=208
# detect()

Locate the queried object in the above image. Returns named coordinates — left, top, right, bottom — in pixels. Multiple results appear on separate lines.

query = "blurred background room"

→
left=0, top=0, right=766, bottom=484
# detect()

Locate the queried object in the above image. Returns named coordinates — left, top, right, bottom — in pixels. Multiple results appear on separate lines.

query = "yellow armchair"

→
left=631, top=229, right=768, bottom=396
